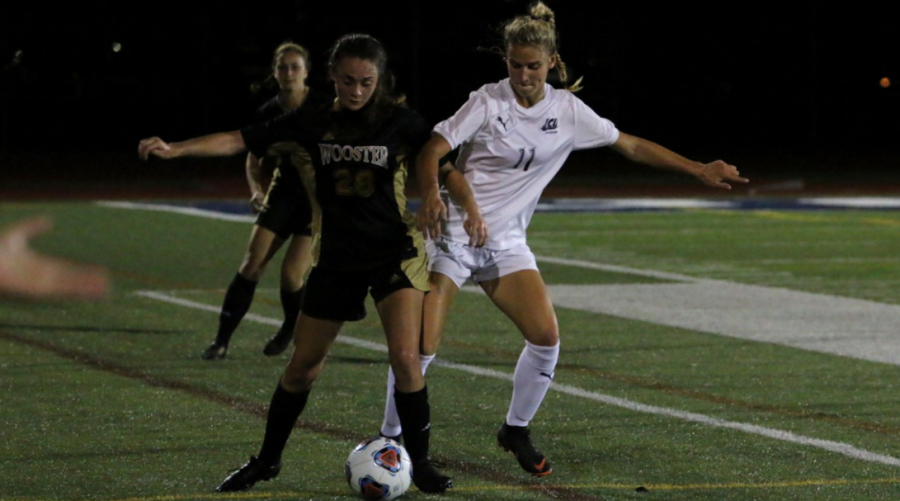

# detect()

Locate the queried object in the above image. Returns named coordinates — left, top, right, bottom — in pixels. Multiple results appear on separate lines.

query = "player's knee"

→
left=280, top=270, right=304, bottom=290
left=239, top=259, right=267, bottom=281
left=389, top=349, right=421, bottom=381
left=526, top=325, right=559, bottom=347
left=282, top=361, right=320, bottom=391
left=419, top=334, right=442, bottom=356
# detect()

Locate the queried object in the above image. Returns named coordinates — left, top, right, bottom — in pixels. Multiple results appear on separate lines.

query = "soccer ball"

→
left=345, top=436, right=412, bottom=500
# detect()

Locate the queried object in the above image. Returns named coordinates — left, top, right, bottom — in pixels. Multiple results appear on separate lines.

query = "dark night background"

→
left=2, top=1, right=898, bottom=197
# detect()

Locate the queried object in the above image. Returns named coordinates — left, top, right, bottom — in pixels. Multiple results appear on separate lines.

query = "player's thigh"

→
left=480, top=269, right=559, bottom=346
left=283, top=313, right=344, bottom=392
left=280, top=234, right=313, bottom=289
left=240, top=225, right=285, bottom=279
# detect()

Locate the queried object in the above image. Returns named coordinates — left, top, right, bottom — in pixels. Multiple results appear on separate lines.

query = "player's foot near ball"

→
left=262, top=328, right=292, bottom=356
left=378, top=431, right=402, bottom=444
left=216, top=456, right=281, bottom=492
left=497, top=423, right=552, bottom=476
left=412, top=460, right=452, bottom=493
left=201, top=342, right=227, bottom=361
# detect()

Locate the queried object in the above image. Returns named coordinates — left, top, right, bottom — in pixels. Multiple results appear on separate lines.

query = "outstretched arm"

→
left=0, top=217, right=109, bottom=300
left=609, top=132, right=748, bottom=189
left=137, top=131, right=246, bottom=161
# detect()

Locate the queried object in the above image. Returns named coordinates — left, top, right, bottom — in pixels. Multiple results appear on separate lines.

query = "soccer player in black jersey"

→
left=138, top=34, right=453, bottom=495
left=202, top=42, right=321, bottom=361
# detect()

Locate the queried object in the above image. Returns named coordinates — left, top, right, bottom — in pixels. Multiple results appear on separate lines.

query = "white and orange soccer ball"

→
left=345, top=436, right=412, bottom=500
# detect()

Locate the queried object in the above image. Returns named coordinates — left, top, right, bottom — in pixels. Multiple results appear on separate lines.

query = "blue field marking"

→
left=167, top=196, right=900, bottom=216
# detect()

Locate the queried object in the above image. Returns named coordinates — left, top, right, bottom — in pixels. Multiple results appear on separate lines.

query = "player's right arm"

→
left=440, top=164, right=487, bottom=247
left=245, top=152, right=268, bottom=212
left=138, top=131, right=246, bottom=161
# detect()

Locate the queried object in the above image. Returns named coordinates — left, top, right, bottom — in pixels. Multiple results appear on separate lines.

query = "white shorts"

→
left=427, top=238, right=538, bottom=288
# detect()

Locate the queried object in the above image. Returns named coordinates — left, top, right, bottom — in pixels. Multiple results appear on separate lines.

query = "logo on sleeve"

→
left=541, top=118, right=558, bottom=133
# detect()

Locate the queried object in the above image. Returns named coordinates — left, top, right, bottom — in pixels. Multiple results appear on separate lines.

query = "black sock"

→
left=258, top=382, right=310, bottom=465
left=215, top=273, right=257, bottom=346
left=394, top=385, right=431, bottom=465
left=279, top=286, right=304, bottom=336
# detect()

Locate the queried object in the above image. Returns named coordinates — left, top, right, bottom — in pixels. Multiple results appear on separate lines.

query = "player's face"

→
left=274, top=51, right=308, bottom=92
left=331, top=57, right=379, bottom=111
left=506, top=44, right=556, bottom=107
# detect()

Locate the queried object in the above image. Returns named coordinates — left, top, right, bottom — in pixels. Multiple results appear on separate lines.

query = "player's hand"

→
left=138, top=137, right=176, bottom=161
left=697, top=160, right=749, bottom=190
left=463, top=212, right=488, bottom=247
left=249, top=192, right=267, bottom=213
left=416, top=190, right=447, bottom=240
left=0, top=217, right=109, bottom=300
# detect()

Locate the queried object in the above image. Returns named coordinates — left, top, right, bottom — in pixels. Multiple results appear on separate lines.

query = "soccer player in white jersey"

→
left=380, top=0, right=749, bottom=477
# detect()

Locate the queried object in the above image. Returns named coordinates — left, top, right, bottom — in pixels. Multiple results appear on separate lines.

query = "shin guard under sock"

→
left=215, top=273, right=257, bottom=346
left=258, top=382, right=310, bottom=465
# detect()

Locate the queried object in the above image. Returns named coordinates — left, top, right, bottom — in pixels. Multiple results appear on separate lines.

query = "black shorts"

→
left=301, top=254, right=430, bottom=322
left=256, top=182, right=312, bottom=240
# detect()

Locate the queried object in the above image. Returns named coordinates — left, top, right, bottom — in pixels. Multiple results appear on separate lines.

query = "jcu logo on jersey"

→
left=541, top=118, right=559, bottom=133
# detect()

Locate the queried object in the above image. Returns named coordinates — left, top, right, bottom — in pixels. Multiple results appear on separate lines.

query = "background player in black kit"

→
left=138, top=33, right=453, bottom=494
left=202, top=42, right=320, bottom=360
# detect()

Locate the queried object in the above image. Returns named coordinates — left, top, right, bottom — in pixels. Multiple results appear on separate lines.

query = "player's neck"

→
left=280, top=86, right=309, bottom=111
left=512, top=86, right=546, bottom=109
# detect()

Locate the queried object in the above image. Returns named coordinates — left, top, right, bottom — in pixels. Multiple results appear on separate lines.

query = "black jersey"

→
left=241, top=102, right=431, bottom=271
left=254, top=91, right=327, bottom=192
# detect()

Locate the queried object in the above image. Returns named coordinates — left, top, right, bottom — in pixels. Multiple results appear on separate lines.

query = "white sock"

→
left=506, top=341, right=559, bottom=427
left=380, top=354, right=435, bottom=437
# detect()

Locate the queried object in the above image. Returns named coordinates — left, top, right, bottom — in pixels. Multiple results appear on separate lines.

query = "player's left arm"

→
left=609, top=132, right=749, bottom=189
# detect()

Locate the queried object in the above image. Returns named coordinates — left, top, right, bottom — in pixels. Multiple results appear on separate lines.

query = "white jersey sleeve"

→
left=571, top=95, right=619, bottom=150
left=433, top=85, right=501, bottom=150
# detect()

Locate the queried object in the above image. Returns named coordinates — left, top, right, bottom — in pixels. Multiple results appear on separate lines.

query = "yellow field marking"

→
left=25, top=477, right=896, bottom=501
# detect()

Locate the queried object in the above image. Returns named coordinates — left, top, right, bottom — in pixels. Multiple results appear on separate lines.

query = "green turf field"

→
left=3, top=202, right=900, bottom=501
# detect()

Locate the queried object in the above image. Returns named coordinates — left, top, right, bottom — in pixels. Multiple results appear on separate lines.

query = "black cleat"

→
left=216, top=456, right=281, bottom=492
left=497, top=423, right=552, bottom=476
left=262, top=328, right=293, bottom=356
left=412, top=460, right=452, bottom=493
left=201, top=342, right=227, bottom=361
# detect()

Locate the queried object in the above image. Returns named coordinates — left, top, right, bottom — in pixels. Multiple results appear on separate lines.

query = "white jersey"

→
left=434, top=78, right=620, bottom=249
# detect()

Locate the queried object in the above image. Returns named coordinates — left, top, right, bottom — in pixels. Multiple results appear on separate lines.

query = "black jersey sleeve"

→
left=240, top=108, right=318, bottom=158
left=241, top=91, right=332, bottom=157
left=241, top=114, right=292, bottom=158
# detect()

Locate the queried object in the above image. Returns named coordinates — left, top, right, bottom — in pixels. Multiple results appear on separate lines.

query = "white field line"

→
left=96, top=201, right=256, bottom=223
left=535, top=255, right=708, bottom=283
left=135, top=290, right=900, bottom=468
left=530, top=255, right=900, bottom=366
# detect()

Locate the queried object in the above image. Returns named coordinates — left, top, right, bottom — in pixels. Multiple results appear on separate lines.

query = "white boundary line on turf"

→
left=535, top=255, right=706, bottom=283
left=135, top=290, right=900, bottom=468
left=96, top=201, right=256, bottom=223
